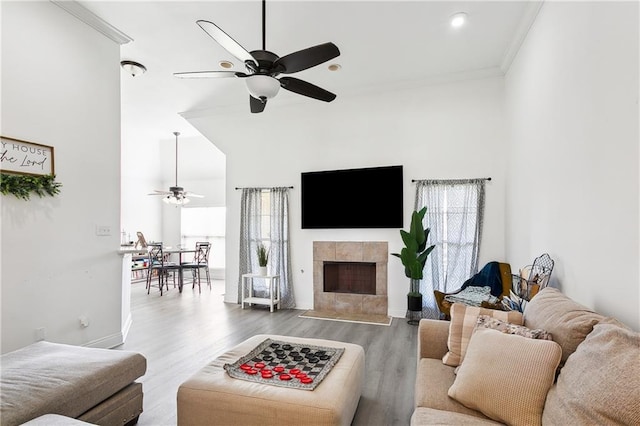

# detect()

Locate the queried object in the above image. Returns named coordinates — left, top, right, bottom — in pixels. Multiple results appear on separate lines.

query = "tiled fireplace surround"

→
left=313, top=241, right=388, bottom=316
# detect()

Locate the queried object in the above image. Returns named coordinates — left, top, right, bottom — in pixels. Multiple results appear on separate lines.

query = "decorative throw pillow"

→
left=448, top=328, right=562, bottom=426
left=523, top=287, right=605, bottom=364
left=443, top=303, right=523, bottom=367
left=475, top=315, right=553, bottom=340
left=542, top=323, right=640, bottom=425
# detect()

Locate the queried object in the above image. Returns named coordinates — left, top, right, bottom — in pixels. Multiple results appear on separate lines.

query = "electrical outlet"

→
left=96, top=225, right=111, bottom=236
left=79, top=316, right=90, bottom=328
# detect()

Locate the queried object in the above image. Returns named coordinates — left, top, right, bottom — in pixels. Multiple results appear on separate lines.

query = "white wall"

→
left=1, top=1, right=124, bottom=352
left=187, top=77, right=507, bottom=317
left=505, top=2, right=639, bottom=329
left=121, top=132, right=163, bottom=243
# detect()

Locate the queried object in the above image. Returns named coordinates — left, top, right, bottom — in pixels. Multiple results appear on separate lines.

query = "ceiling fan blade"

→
left=185, top=192, right=204, bottom=198
left=273, top=42, right=340, bottom=74
left=174, top=71, right=247, bottom=79
left=279, top=77, right=336, bottom=102
left=250, top=95, right=267, bottom=113
left=149, top=190, right=171, bottom=196
left=196, top=20, right=257, bottom=68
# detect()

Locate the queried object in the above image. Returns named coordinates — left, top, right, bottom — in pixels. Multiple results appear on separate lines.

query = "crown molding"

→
left=500, top=1, right=544, bottom=74
left=50, top=0, right=132, bottom=45
left=180, top=66, right=506, bottom=120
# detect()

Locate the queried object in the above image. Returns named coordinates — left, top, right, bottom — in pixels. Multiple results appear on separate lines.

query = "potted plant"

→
left=391, top=207, right=435, bottom=319
left=257, top=243, right=269, bottom=276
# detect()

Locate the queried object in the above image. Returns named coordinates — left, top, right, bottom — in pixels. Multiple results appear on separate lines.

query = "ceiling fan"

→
left=148, top=132, right=203, bottom=205
left=174, top=0, right=340, bottom=113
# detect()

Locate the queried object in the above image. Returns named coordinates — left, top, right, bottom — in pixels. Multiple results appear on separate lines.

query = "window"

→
left=180, top=207, right=226, bottom=269
left=258, top=190, right=271, bottom=247
left=415, top=179, right=486, bottom=318
left=431, top=184, right=482, bottom=288
left=238, top=187, right=294, bottom=308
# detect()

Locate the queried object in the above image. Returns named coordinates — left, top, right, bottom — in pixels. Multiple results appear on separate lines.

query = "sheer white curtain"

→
left=237, top=187, right=295, bottom=308
left=414, top=179, right=486, bottom=319
left=270, top=187, right=295, bottom=308
left=238, top=188, right=262, bottom=303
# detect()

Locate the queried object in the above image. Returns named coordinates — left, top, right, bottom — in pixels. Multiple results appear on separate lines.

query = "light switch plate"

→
left=96, top=225, right=111, bottom=236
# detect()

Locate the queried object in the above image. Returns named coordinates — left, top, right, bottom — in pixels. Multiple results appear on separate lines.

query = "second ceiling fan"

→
left=174, top=0, right=340, bottom=113
left=148, top=132, right=203, bottom=205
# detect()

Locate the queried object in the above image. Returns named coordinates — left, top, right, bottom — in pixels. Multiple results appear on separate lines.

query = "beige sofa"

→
left=412, top=287, right=640, bottom=425
left=0, top=341, right=147, bottom=426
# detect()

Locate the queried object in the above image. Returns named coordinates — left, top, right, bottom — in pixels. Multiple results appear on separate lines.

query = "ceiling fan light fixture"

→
left=163, top=195, right=190, bottom=205
left=120, top=60, right=146, bottom=77
left=328, top=63, right=341, bottom=71
left=450, top=12, right=468, bottom=28
left=149, top=132, right=202, bottom=206
left=246, top=75, right=281, bottom=100
left=219, top=60, right=234, bottom=69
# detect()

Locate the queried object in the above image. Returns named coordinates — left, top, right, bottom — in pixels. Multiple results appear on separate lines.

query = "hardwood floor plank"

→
left=117, top=280, right=418, bottom=425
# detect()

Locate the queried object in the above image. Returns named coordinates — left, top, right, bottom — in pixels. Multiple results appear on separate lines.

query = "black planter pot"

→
left=407, top=294, right=423, bottom=312
left=407, top=294, right=423, bottom=325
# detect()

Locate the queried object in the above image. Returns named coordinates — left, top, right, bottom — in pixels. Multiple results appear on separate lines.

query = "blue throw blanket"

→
left=460, top=261, right=504, bottom=298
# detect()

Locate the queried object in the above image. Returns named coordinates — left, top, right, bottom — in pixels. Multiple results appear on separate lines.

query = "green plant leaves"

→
left=400, top=230, right=417, bottom=252
left=0, top=173, right=61, bottom=200
left=390, top=206, right=435, bottom=281
left=256, top=243, right=269, bottom=267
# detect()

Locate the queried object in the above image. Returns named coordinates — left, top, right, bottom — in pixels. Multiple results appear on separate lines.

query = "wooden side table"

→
left=241, top=273, right=281, bottom=312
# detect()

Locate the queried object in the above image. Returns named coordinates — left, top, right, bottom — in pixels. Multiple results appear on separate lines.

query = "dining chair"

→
left=180, top=242, right=211, bottom=294
left=146, top=243, right=180, bottom=296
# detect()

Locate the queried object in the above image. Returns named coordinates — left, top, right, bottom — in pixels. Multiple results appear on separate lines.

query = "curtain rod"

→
left=234, top=186, right=294, bottom=190
left=411, top=177, right=491, bottom=183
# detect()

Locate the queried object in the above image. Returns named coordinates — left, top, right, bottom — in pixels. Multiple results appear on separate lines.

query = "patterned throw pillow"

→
left=475, top=315, right=553, bottom=340
left=443, top=303, right=523, bottom=367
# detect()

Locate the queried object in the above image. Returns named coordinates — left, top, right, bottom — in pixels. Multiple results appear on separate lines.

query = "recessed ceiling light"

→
left=450, top=12, right=468, bottom=28
left=219, top=60, right=234, bottom=69
left=328, top=63, right=341, bottom=71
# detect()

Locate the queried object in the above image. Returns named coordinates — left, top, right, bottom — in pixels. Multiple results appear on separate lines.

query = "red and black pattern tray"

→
left=224, top=338, right=344, bottom=390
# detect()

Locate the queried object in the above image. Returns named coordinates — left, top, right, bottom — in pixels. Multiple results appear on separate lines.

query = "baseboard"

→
left=389, top=309, right=408, bottom=318
left=121, top=313, right=133, bottom=343
left=83, top=331, right=125, bottom=349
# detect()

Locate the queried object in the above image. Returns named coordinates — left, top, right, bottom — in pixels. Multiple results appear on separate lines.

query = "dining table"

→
left=164, top=247, right=197, bottom=293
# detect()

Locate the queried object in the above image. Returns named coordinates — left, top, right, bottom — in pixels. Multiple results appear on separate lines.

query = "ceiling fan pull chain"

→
left=174, top=131, right=179, bottom=187
left=262, top=0, right=266, bottom=51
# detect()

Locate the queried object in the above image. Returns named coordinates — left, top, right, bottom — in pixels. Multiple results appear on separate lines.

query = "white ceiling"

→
left=75, top=0, right=540, bottom=180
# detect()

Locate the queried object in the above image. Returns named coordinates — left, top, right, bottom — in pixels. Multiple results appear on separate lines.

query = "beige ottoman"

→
left=20, top=414, right=95, bottom=425
left=177, top=334, right=365, bottom=426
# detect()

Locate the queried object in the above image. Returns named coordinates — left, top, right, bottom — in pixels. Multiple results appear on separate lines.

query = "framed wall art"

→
left=1, top=135, right=55, bottom=176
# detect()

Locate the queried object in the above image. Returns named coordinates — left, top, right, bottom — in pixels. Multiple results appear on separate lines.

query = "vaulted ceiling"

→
left=76, top=1, right=540, bottom=179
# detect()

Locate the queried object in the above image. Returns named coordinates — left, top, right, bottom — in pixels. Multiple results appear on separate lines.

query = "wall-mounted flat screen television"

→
left=301, top=165, right=403, bottom=229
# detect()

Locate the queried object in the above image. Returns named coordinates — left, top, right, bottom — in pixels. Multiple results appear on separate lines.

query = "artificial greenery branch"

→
left=0, top=173, right=62, bottom=200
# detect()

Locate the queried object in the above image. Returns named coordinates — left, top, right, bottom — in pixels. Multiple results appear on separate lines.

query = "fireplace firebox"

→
left=323, top=261, right=376, bottom=295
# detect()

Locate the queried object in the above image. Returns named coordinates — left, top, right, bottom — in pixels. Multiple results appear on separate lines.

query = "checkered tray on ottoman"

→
left=224, top=338, right=344, bottom=390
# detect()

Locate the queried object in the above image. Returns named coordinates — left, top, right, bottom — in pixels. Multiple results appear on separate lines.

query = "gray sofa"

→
left=412, top=287, right=640, bottom=425
left=1, top=341, right=146, bottom=425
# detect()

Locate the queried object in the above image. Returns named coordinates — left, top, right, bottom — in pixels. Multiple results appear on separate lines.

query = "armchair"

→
left=434, top=262, right=512, bottom=319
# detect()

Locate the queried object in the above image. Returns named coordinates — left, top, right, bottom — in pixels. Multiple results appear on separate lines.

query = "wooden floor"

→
left=117, top=279, right=418, bottom=426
